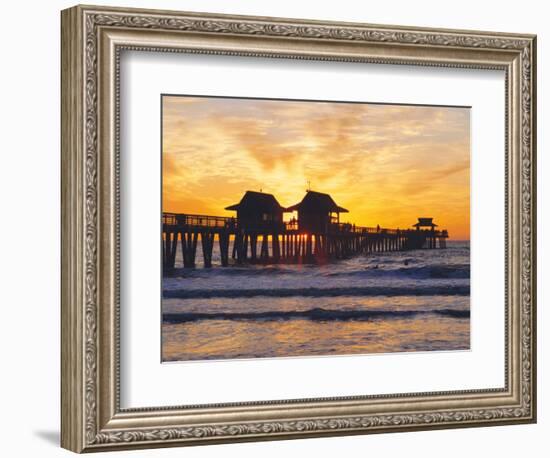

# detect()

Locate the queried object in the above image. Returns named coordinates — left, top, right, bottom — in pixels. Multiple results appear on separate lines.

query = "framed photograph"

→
left=61, top=4, right=537, bottom=453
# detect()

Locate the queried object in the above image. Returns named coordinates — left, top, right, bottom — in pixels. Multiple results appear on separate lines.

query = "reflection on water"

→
left=162, top=312, right=469, bottom=361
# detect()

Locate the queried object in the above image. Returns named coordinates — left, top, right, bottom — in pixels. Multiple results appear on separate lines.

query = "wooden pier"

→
left=162, top=212, right=449, bottom=270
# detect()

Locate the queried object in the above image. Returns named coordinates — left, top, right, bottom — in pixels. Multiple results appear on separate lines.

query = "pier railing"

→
left=163, top=213, right=233, bottom=229
left=163, top=212, right=446, bottom=237
left=331, top=224, right=399, bottom=235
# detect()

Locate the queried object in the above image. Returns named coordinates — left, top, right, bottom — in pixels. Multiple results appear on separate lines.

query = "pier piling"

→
left=162, top=212, right=449, bottom=270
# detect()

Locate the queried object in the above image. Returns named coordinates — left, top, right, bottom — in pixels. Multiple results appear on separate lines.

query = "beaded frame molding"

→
left=61, top=4, right=536, bottom=453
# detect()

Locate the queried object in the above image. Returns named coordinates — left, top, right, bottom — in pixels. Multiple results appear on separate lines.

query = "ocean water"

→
left=162, top=241, right=470, bottom=361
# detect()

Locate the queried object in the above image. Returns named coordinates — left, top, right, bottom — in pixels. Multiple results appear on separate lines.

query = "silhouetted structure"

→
left=225, top=191, right=285, bottom=231
left=224, top=191, right=286, bottom=263
left=413, top=217, right=438, bottom=230
left=162, top=192, right=449, bottom=269
left=409, top=217, right=446, bottom=249
left=286, top=190, right=348, bottom=233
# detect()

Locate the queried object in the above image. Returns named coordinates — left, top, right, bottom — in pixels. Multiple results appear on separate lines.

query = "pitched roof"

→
left=413, top=217, right=438, bottom=227
left=286, top=190, right=349, bottom=213
left=225, top=191, right=284, bottom=213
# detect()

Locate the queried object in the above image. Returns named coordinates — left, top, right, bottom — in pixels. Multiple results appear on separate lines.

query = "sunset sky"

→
left=162, top=95, right=470, bottom=240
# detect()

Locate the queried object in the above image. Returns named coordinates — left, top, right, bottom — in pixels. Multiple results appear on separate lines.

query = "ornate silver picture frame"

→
left=61, top=4, right=536, bottom=453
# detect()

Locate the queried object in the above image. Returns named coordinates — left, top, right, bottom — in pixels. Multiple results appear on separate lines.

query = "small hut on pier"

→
left=286, top=190, right=349, bottom=233
left=225, top=191, right=285, bottom=231
left=413, top=217, right=438, bottom=231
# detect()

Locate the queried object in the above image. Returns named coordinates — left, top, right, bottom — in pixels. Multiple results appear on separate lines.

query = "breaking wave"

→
left=163, top=285, right=469, bottom=299
left=163, top=307, right=470, bottom=323
left=324, top=264, right=470, bottom=279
